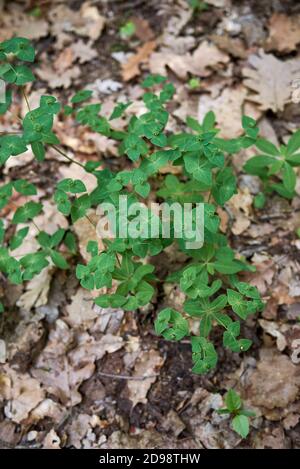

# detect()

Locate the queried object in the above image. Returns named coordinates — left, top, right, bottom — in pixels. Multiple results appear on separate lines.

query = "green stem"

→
left=52, top=145, right=86, bottom=169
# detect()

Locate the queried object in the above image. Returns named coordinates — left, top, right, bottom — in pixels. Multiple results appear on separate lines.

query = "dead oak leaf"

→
left=36, top=63, right=81, bottom=89
left=243, top=50, right=300, bottom=111
left=149, top=41, right=229, bottom=80
left=127, top=350, right=164, bottom=407
left=49, top=3, right=105, bottom=42
left=122, top=41, right=157, bottom=81
left=198, top=86, right=248, bottom=139
left=266, top=13, right=300, bottom=53
left=1, top=366, right=45, bottom=424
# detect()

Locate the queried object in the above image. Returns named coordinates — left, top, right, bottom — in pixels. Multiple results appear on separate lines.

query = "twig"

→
left=52, top=145, right=86, bottom=169
left=98, top=371, right=159, bottom=380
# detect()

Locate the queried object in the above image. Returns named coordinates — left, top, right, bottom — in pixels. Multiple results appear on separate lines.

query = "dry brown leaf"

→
left=198, top=86, right=248, bottom=139
left=0, top=5, right=49, bottom=41
left=36, top=63, right=81, bottom=89
left=227, top=187, right=253, bottom=235
left=130, top=17, right=155, bottom=42
left=43, top=429, right=61, bottom=449
left=244, top=348, right=300, bottom=412
left=122, top=41, right=157, bottom=81
left=73, top=209, right=104, bottom=263
left=258, top=320, right=288, bottom=352
left=70, top=39, right=97, bottom=64
left=64, top=288, right=98, bottom=328
left=242, top=254, right=275, bottom=296
left=17, top=268, right=53, bottom=311
left=127, top=350, right=164, bottom=407
left=149, top=41, right=229, bottom=80
left=49, top=3, right=105, bottom=42
left=243, top=51, right=300, bottom=111
left=266, top=13, right=300, bottom=53
left=1, top=367, right=45, bottom=424
left=31, top=319, right=123, bottom=406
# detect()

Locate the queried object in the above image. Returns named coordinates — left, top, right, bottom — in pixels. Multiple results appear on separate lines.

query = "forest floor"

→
left=1, top=0, right=300, bottom=449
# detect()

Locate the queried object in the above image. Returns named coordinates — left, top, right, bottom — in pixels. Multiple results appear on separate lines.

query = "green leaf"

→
left=40, top=95, right=61, bottom=115
left=225, top=389, right=242, bottom=412
left=13, top=179, right=37, bottom=195
left=12, top=201, right=42, bottom=224
left=255, top=138, right=279, bottom=156
left=2, top=37, right=35, bottom=62
left=71, top=89, right=93, bottom=104
left=191, top=336, right=218, bottom=374
left=54, top=189, right=71, bottom=216
left=232, top=414, right=249, bottom=439
left=287, top=130, right=300, bottom=156
left=212, top=167, right=236, bottom=205
left=57, top=178, right=87, bottom=194
left=253, top=192, right=266, bottom=209
left=109, top=102, right=132, bottom=120
left=0, top=89, right=12, bottom=115
left=9, top=227, right=29, bottom=250
left=282, top=162, right=296, bottom=192
left=155, top=308, right=189, bottom=340
left=183, top=153, right=212, bottom=186
left=202, top=111, right=216, bottom=131
left=50, top=250, right=69, bottom=269
left=14, top=65, right=35, bottom=85
left=223, top=321, right=252, bottom=353
left=142, top=74, right=167, bottom=88
left=64, top=232, right=77, bottom=253
left=31, top=141, right=45, bottom=161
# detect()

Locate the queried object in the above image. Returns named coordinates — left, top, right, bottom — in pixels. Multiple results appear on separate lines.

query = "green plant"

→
left=188, top=77, right=201, bottom=89
left=119, top=21, right=136, bottom=40
left=218, top=389, right=256, bottom=438
left=0, top=38, right=268, bottom=377
left=243, top=123, right=300, bottom=201
left=188, top=0, right=209, bottom=12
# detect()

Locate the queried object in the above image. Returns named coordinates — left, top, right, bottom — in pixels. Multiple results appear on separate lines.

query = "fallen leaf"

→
left=70, top=39, right=98, bottom=64
left=64, top=288, right=98, bottom=328
left=243, top=51, right=300, bottom=111
left=36, top=63, right=81, bottom=89
left=127, top=350, right=164, bottom=407
left=17, top=268, right=53, bottom=311
left=130, top=17, right=155, bottom=42
left=43, top=429, right=61, bottom=449
left=266, top=13, right=300, bottom=53
left=149, top=41, right=229, bottom=80
left=49, top=3, right=105, bottom=42
left=1, top=367, right=45, bottom=424
left=122, top=41, right=157, bottom=81
left=244, top=348, right=300, bottom=412
left=198, top=86, right=248, bottom=139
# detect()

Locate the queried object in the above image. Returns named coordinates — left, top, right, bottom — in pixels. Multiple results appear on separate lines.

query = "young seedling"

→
left=218, top=389, right=256, bottom=439
left=243, top=121, right=300, bottom=201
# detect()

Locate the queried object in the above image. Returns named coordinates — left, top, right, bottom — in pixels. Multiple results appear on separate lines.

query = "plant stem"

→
left=52, top=145, right=86, bottom=169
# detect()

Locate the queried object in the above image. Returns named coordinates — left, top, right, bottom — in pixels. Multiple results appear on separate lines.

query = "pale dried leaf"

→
left=266, top=13, right=300, bottom=53
left=127, top=350, right=164, bottom=407
left=243, top=51, right=300, bottom=111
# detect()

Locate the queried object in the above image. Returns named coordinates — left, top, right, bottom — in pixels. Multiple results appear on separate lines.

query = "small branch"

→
left=97, top=371, right=159, bottom=381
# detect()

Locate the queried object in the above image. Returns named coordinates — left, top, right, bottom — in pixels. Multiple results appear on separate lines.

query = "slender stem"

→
left=31, top=219, right=41, bottom=233
left=52, top=145, right=86, bottom=169
left=22, top=87, right=31, bottom=112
